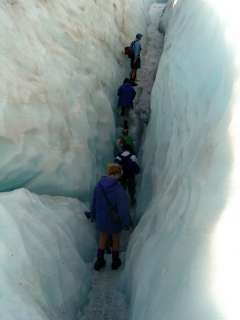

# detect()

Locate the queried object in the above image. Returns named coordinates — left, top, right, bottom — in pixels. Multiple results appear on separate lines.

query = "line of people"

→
left=89, top=33, right=143, bottom=271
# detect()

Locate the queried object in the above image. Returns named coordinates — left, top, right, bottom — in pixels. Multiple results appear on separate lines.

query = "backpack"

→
left=124, top=41, right=136, bottom=59
left=117, top=152, right=139, bottom=176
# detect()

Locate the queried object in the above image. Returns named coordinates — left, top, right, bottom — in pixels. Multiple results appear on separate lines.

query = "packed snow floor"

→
left=80, top=233, right=130, bottom=320
left=80, top=4, right=165, bottom=320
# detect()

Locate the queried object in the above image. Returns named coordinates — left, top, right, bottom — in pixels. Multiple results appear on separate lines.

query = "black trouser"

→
left=121, top=107, right=130, bottom=118
left=121, top=175, right=136, bottom=203
left=120, top=105, right=133, bottom=118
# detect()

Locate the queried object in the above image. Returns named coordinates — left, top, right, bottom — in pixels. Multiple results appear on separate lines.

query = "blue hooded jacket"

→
left=91, top=176, right=130, bottom=233
left=117, top=83, right=136, bottom=108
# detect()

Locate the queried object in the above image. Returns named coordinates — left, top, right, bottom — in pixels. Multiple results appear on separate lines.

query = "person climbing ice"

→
left=130, top=33, right=143, bottom=83
left=115, top=142, right=140, bottom=206
left=117, top=78, right=136, bottom=118
left=91, top=163, right=130, bottom=271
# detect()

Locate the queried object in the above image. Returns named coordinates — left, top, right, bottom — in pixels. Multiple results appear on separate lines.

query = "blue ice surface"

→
left=0, top=188, right=97, bottom=320
left=0, top=1, right=157, bottom=319
left=124, top=0, right=240, bottom=319
left=0, top=0, right=155, bottom=199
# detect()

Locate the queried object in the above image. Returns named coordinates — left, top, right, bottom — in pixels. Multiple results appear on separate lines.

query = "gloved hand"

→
left=84, top=211, right=91, bottom=219
left=84, top=211, right=95, bottom=222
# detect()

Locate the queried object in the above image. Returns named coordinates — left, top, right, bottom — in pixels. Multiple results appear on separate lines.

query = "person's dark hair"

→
left=122, top=142, right=134, bottom=154
left=123, top=78, right=130, bottom=84
left=136, top=33, right=143, bottom=40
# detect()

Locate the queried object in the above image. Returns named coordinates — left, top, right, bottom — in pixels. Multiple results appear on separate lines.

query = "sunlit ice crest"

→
left=207, top=0, right=240, bottom=68
left=208, top=1, right=240, bottom=319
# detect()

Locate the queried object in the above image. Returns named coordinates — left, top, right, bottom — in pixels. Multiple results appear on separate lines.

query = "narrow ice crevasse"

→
left=80, top=4, right=165, bottom=320
left=0, top=1, right=162, bottom=320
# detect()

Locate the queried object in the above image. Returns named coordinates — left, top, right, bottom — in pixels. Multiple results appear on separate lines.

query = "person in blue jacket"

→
left=91, top=163, right=130, bottom=271
left=117, top=78, right=136, bottom=117
left=115, top=143, right=140, bottom=206
left=130, top=33, right=143, bottom=83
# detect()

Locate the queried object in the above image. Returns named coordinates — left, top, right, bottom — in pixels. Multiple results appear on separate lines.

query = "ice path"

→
left=130, top=4, right=165, bottom=152
left=80, top=4, right=165, bottom=320
left=80, top=232, right=130, bottom=320
left=80, top=262, right=128, bottom=320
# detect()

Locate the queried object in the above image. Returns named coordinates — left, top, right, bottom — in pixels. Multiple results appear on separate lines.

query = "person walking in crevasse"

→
left=130, top=33, right=143, bottom=83
left=116, top=126, right=134, bottom=155
left=117, top=78, right=136, bottom=118
left=91, top=164, right=130, bottom=271
left=115, top=143, right=140, bottom=206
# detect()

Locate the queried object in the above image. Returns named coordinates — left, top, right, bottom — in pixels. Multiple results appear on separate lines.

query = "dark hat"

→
left=136, top=33, right=143, bottom=40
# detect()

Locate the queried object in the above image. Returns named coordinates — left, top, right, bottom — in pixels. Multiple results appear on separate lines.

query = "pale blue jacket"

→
left=132, top=40, right=141, bottom=61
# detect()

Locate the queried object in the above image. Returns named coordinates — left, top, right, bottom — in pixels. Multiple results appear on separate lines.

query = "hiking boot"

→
left=112, top=251, right=121, bottom=270
left=112, top=257, right=122, bottom=270
left=94, top=258, right=106, bottom=271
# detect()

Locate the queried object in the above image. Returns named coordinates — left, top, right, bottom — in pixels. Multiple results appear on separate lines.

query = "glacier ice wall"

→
left=0, top=2, right=159, bottom=319
left=0, top=0, right=152, bottom=198
left=0, top=188, right=96, bottom=320
left=124, top=0, right=240, bottom=319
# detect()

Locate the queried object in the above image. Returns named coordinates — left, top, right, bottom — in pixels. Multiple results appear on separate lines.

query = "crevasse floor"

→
left=80, top=4, right=165, bottom=320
